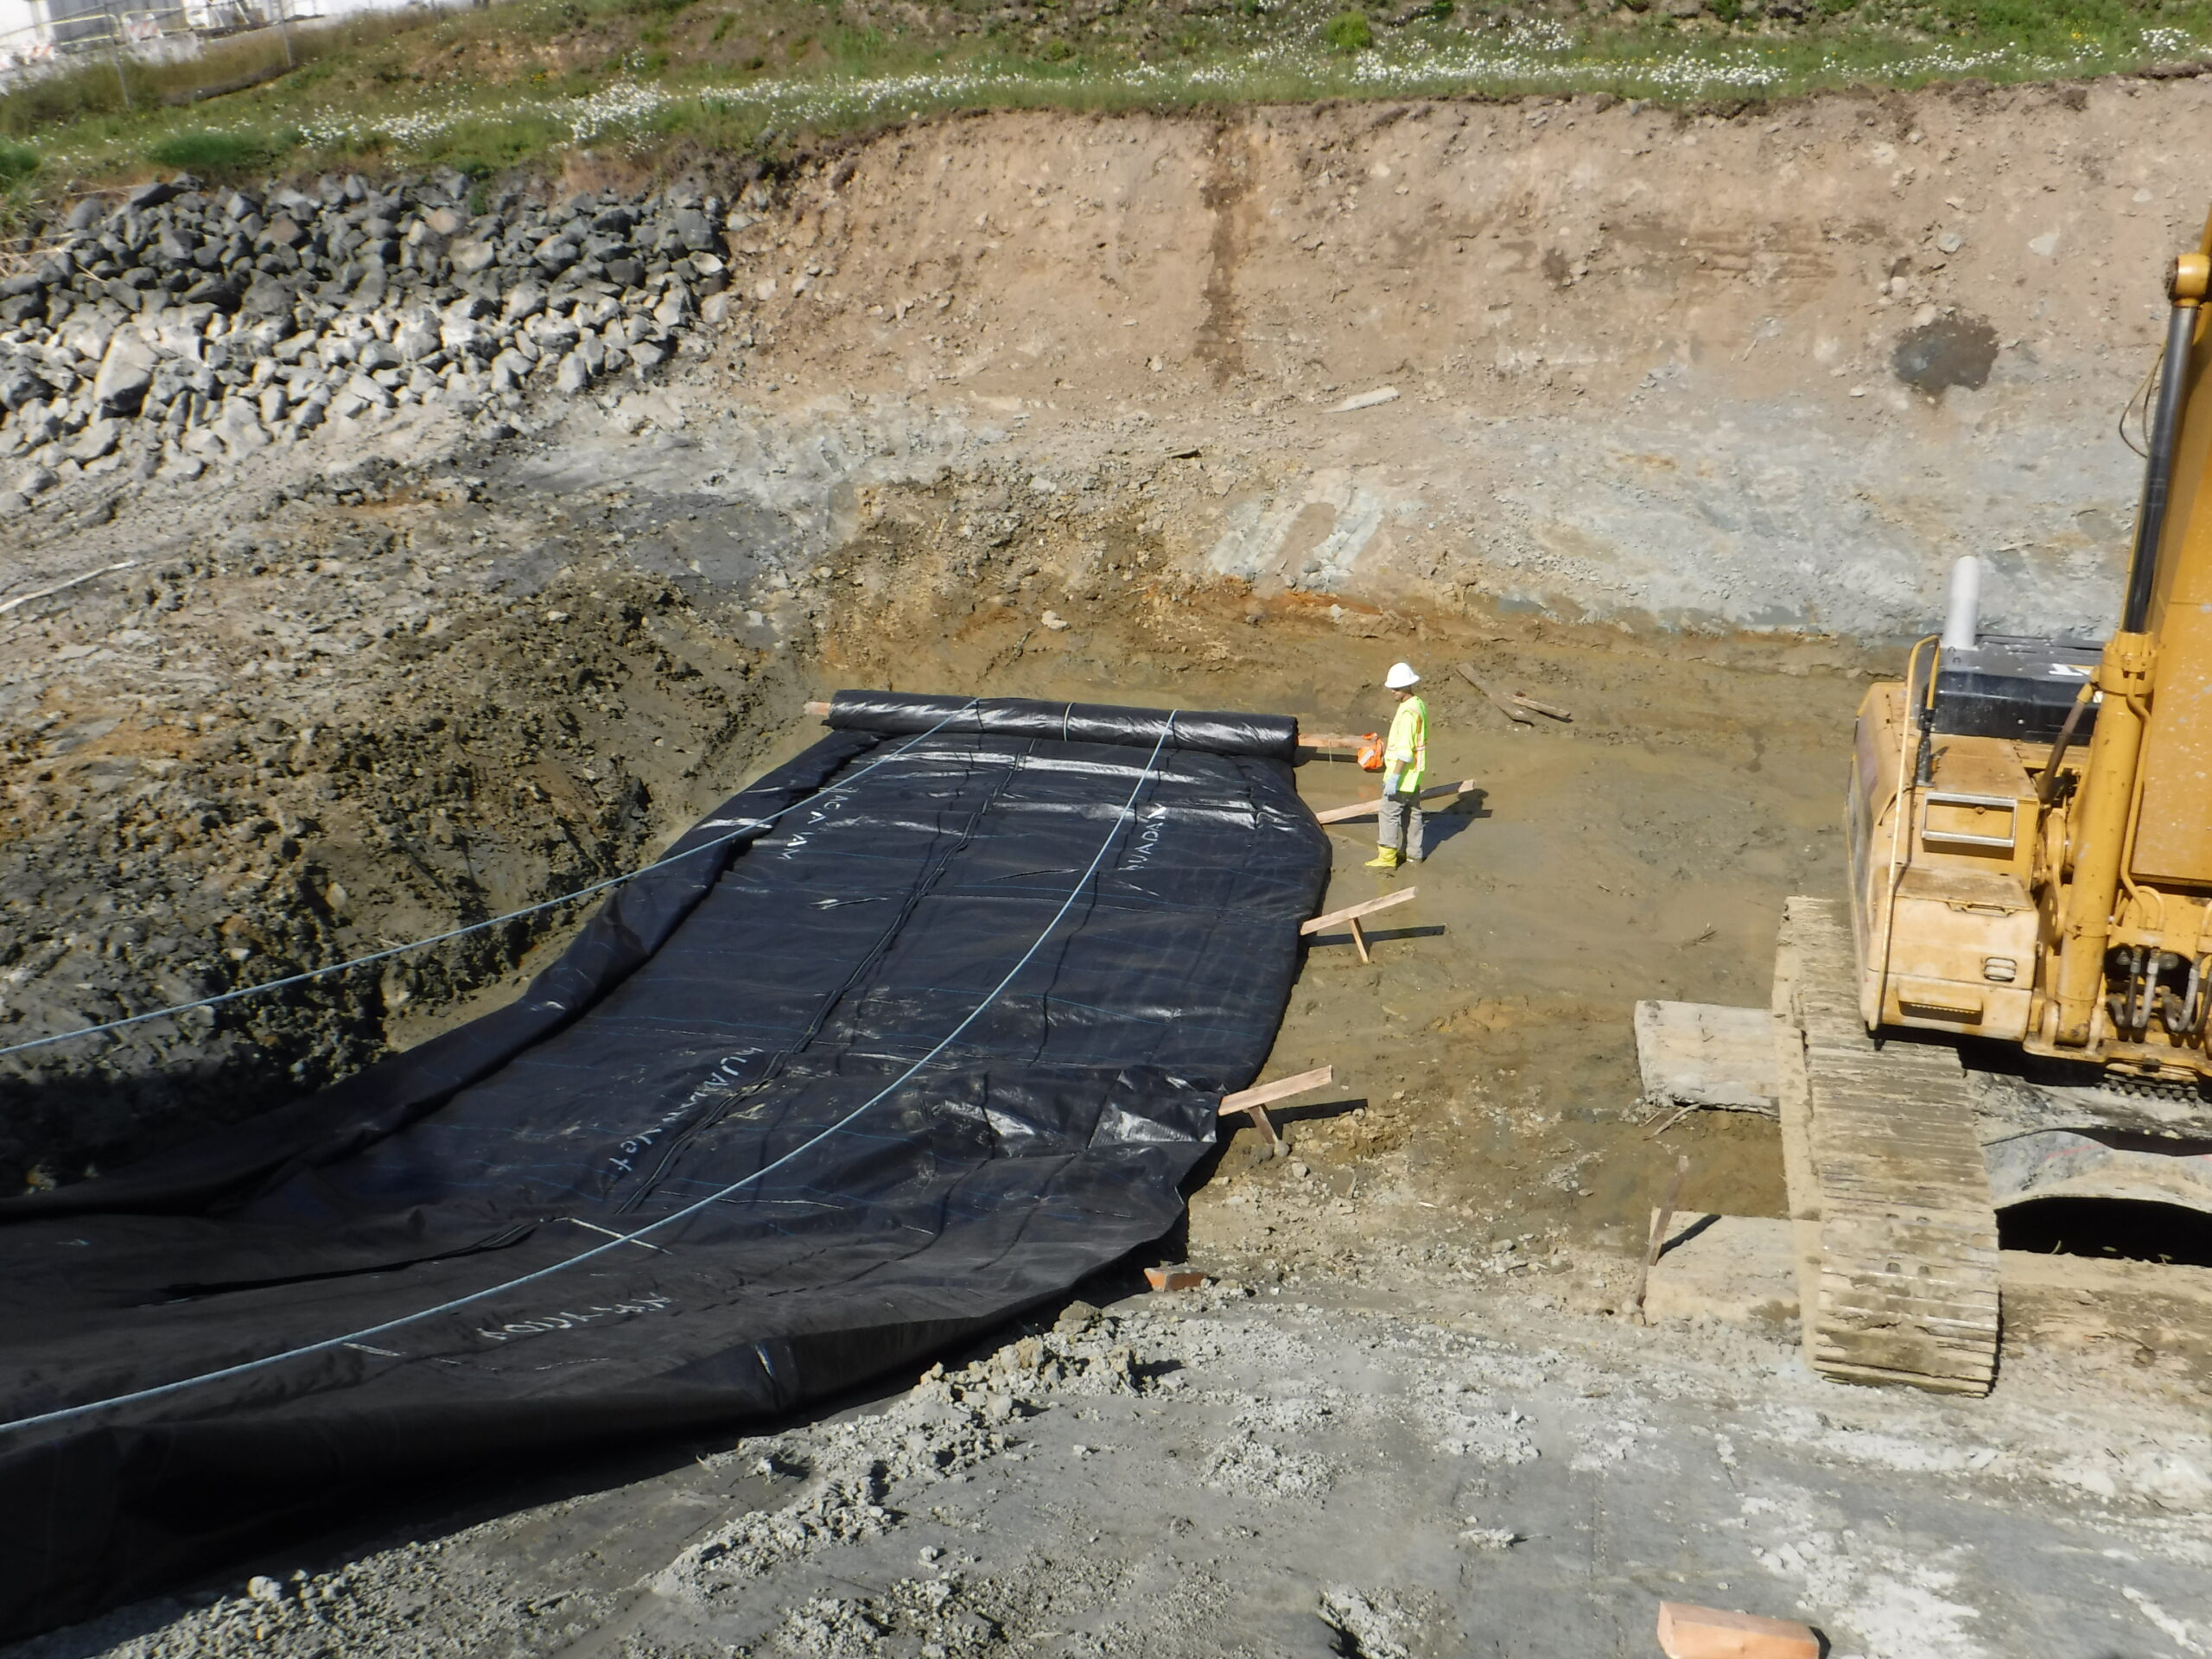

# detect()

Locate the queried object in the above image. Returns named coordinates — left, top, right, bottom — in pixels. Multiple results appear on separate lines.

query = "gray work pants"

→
left=1377, top=788, right=1425, bottom=861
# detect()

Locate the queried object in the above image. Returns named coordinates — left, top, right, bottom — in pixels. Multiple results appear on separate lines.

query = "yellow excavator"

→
left=1769, top=211, right=2212, bottom=1395
left=1853, top=213, right=2212, bottom=1074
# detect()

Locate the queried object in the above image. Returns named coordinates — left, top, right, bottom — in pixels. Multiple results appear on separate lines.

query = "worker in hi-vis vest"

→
left=1367, top=662, right=1428, bottom=870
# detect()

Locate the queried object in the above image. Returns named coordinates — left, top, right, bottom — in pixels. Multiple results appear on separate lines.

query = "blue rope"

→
left=0, top=715, right=1174, bottom=1439
left=0, top=702, right=979, bottom=1064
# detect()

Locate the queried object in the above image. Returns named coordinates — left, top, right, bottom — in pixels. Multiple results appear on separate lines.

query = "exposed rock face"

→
left=0, top=170, right=741, bottom=500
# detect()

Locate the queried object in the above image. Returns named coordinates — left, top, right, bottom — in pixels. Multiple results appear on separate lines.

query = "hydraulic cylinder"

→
left=2052, top=632, right=2154, bottom=1046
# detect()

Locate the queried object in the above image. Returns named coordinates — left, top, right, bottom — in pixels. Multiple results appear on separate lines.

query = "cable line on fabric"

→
left=0, top=717, right=1178, bottom=1440
left=0, top=702, right=982, bottom=1065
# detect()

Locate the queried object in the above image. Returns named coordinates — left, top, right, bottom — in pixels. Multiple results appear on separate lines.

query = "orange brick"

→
left=1656, top=1601, right=1821, bottom=1659
left=1143, top=1267, right=1206, bottom=1292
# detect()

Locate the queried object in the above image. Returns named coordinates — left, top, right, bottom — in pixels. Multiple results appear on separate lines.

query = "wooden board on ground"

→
left=1454, top=663, right=1534, bottom=725
left=1313, top=779, right=1476, bottom=825
left=1644, top=1212, right=2212, bottom=1376
left=1511, top=692, right=1572, bottom=722
left=1633, top=1001, right=1780, bottom=1116
left=1641, top=1214, right=1802, bottom=1328
left=1775, top=896, right=2001, bottom=1395
left=1769, top=952, right=1827, bottom=1378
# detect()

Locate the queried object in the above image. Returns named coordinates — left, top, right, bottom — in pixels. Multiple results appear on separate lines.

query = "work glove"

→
left=1382, top=764, right=1404, bottom=795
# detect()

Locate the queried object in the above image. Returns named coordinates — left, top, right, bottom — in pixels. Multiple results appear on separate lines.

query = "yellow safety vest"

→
left=1385, top=696, right=1427, bottom=794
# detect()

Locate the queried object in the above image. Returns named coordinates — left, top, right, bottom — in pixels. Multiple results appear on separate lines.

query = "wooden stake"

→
left=1349, top=915, right=1371, bottom=963
left=1631, top=1154, right=1692, bottom=1324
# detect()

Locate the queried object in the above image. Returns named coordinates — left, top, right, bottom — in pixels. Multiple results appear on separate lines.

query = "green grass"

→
left=144, top=127, right=296, bottom=175
left=1325, top=10, right=1375, bottom=53
left=0, top=0, right=2204, bottom=200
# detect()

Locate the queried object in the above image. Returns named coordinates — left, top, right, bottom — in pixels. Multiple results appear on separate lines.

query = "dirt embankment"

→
left=718, top=75, right=2209, bottom=637
left=0, top=461, right=798, bottom=1184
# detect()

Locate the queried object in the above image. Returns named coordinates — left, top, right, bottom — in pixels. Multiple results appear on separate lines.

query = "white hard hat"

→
left=1385, top=663, right=1421, bottom=690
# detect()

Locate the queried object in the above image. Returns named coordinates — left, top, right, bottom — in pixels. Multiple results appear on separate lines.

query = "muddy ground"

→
left=6, top=78, right=2212, bottom=1659
left=1, top=476, right=1858, bottom=1234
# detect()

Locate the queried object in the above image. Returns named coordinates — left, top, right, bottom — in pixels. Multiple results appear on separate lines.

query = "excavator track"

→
left=1773, top=897, right=2001, bottom=1395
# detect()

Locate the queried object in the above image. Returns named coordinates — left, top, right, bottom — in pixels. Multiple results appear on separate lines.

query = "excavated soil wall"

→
left=4, top=75, right=2209, bottom=1190
left=715, top=74, right=2211, bottom=637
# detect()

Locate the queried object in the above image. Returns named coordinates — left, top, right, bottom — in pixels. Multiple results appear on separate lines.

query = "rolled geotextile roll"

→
left=824, top=691, right=1301, bottom=762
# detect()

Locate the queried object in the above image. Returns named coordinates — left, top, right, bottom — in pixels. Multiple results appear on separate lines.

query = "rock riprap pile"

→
left=0, top=172, right=744, bottom=500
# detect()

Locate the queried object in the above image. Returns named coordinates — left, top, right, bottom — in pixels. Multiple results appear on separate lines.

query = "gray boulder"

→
left=65, top=416, right=120, bottom=462
left=91, top=330, right=156, bottom=416
left=2, top=366, right=54, bottom=410
left=652, top=283, right=694, bottom=331
left=669, top=207, right=719, bottom=254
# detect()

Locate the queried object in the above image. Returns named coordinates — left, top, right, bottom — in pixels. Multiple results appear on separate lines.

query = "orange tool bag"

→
left=1355, top=733, right=1385, bottom=772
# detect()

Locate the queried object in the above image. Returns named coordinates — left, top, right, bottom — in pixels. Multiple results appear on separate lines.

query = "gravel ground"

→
left=9, top=1248, right=2208, bottom=1659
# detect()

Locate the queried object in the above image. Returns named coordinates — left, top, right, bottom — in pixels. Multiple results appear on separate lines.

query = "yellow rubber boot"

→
left=1363, top=849, right=1402, bottom=871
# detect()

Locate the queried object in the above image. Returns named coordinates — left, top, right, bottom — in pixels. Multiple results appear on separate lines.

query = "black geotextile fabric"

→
left=0, top=695, right=1329, bottom=1639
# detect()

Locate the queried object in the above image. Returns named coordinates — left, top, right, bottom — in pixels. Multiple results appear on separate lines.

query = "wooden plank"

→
left=804, top=700, right=833, bottom=716
left=1512, top=692, right=1573, bottom=721
left=1455, top=663, right=1534, bottom=725
left=1770, top=923, right=1827, bottom=1375
left=1300, top=887, right=1418, bottom=935
left=1219, top=1065, right=1335, bottom=1115
left=1634, top=1001, right=1779, bottom=1116
left=1313, top=779, right=1477, bottom=824
left=1301, top=731, right=1373, bottom=750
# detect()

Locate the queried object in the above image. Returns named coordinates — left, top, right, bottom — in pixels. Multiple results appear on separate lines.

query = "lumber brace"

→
left=1300, top=887, right=1422, bottom=963
left=1219, top=1065, right=1335, bottom=1154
